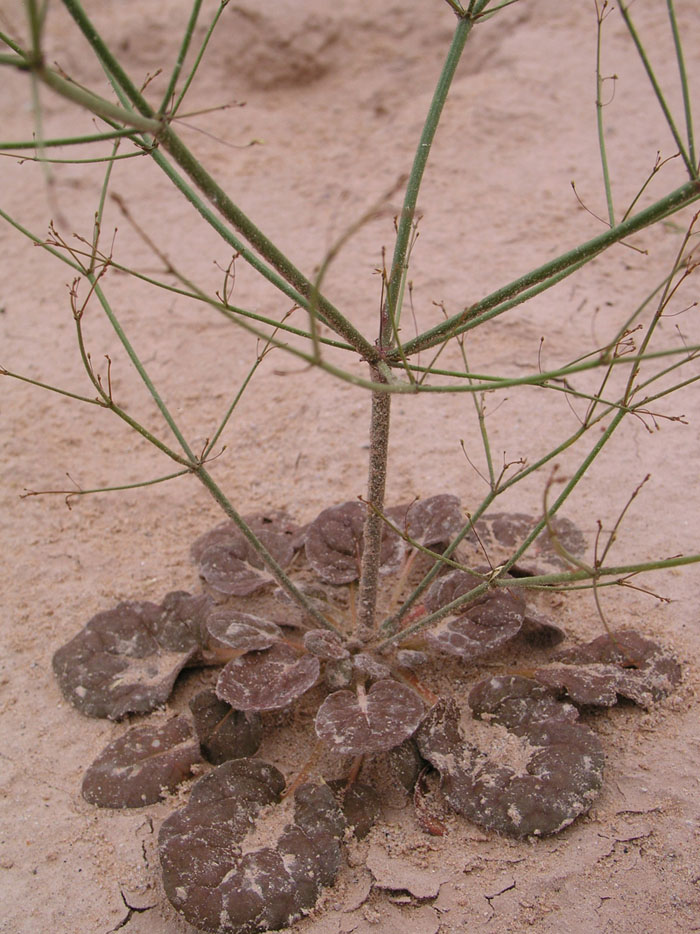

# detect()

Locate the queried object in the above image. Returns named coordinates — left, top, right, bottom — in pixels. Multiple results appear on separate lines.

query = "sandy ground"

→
left=2, top=1, right=700, bottom=932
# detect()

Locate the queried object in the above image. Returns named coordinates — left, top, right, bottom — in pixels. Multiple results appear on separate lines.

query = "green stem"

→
left=623, top=214, right=697, bottom=403
left=500, top=409, right=627, bottom=582
left=193, top=466, right=341, bottom=634
left=619, top=1, right=694, bottom=177
left=0, top=206, right=84, bottom=271
left=378, top=548, right=700, bottom=650
left=0, top=149, right=147, bottom=165
left=38, top=65, right=162, bottom=132
left=60, top=0, right=381, bottom=364
left=667, top=0, right=696, bottom=171
left=22, top=470, right=190, bottom=499
left=171, top=0, right=229, bottom=117
left=595, top=1, right=615, bottom=226
left=0, top=367, right=104, bottom=405
left=0, top=30, right=27, bottom=56
left=90, top=279, right=197, bottom=460
left=72, top=305, right=191, bottom=466
left=158, top=0, right=203, bottom=115
left=386, top=15, right=473, bottom=335
left=491, top=553, right=700, bottom=588
left=157, top=127, right=380, bottom=360
left=90, top=139, right=120, bottom=273
left=379, top=493, right=497, bottom=634
left=395, top=178, right=700, bottom=357
left=0, top=128, right=139, bottom=149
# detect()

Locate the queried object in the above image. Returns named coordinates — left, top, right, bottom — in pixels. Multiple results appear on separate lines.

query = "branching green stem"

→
left=394, top=178, right=700, bottom=357
left=58, top=0, right=382, bottom=365
left=158, top=0, right=203, bottom=115
left=386, top=15, right=473, bottom=335
left=619, top=1, right=695, bottom=177
left=667, top=0, right=696, bottom=171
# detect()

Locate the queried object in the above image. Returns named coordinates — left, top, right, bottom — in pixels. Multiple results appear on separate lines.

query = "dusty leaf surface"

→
left=189, top=689, right=263, bottom=764
left=81, top=715, right=201, bottom=808
left=535, top=629, right=682, bottom=707
left=206, top=607, right=284, bottom=652
left=216, top=643, right=320, bottom=711
left=387, top=493, right=464, bottom=547
left=52, top=596, right=203, bottom=719
left=193, top=516, right=296, bottom=598
left=416, top=676, right=605, bottom=837
left=159, top=760, right=345, bottom=934
left=305, top=501, right=404, bottom=584
left=315, top=679, right=424, bottom=755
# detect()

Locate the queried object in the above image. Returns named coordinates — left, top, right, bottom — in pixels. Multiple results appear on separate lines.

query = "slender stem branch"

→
left=490, top=552, right=700, bottom=587
left=59, top=0, right=381, bottom=365
left=394, top=178, right=700, bottom=357
left=667, top=0, right=696, bottom=171
left=37, top=65, right=162, bottom=132
left=619, top=1, right=694, bottom=177
left=0, top=128, right=139, bottom=149
left=378, top=493, right=496, bottom=635
left=158, top=0, right=203, bottom=115
left=21, top=469, right=190, bottom=500
left=0, top=367, right=104, bottom=405
left=157, top=127, right=381, bottom=361
left=171, top=0, right=229, bottom=117
left=595, top=1, right=615, bottom=226
left=90, top=279, right=197, bottom=460
left=193, top=465, right=341, bottom=634
left=378, top=548, right=700, bottom=651
left=0, top=30, right=27, bottom=56
left=386, top=15, right=473, bottom=335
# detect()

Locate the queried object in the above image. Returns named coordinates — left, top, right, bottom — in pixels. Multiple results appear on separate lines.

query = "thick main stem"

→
left=356, top=368, right=391, bottom=641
